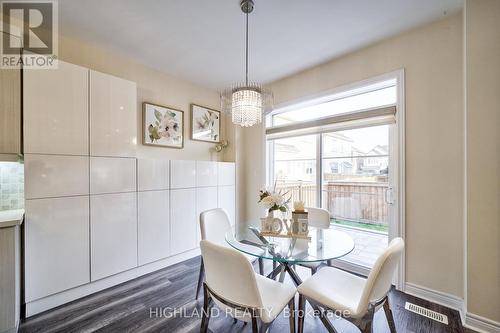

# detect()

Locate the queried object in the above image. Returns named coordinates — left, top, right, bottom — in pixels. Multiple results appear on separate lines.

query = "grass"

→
left=331, top=218, right=388, bottom=233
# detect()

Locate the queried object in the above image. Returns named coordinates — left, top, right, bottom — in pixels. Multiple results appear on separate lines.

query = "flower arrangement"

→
left=258, top=184, right=291, bottom=214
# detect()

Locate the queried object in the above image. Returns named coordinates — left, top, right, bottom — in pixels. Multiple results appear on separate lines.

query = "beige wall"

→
left=240, top=14, right=465, bottom=298
left=58, top=35, right=235, bottom=162
left=465, top=0, right=500, bottom=322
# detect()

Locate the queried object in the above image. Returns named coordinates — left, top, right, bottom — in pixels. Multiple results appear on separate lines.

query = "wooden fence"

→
left=275, top=181, right=388, bottom=226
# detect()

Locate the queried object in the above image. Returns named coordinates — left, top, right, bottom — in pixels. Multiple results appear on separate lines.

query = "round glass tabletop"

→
left=225, top=226, right=355, bottom=263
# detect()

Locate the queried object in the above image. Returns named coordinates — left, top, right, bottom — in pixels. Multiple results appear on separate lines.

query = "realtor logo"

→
left=1, top=0, right=58, bottom=68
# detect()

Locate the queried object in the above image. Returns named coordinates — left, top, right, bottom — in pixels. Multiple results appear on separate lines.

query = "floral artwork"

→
left=190, top=104, right=221, bottom=143
left=143, top=103, right=184, bottom=148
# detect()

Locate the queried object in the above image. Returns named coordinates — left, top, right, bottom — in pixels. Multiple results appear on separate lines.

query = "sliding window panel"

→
left=138, top=190, right=170, bottom=265
left=24, top=60, right=88, bottom=155
left=90, top=70, right=137, bottom=157
left=170, top=188, right=197, bottom=254
left=25, top=196, right=90, bottom=302
left=196, top=186, right=218, bottom=241
left=24, top=154, right=89, bottom=199
left=217, top=185, right=236, bottom=226
left=90, top=192, right=137, bottom=281
left=90, top=157, right=136, bottom=195
left=217, top=162, right=235, bottom=186
left=137, top=159, right=170, bottom=191
left=170, top=160, right=196, bottom=189
left=196, top=161, right=218, bottom=187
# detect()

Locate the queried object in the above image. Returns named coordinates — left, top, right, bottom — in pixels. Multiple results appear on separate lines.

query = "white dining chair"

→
left=296, top=207, right=331, bottom=275
left=200, top=240, right=297, bottom=333
left=195, top=208, right=265, bottom=299
left=297, top=237, right=404, bottom=333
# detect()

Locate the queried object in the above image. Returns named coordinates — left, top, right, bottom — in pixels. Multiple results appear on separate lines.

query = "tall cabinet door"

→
left=24, top=60, right=88, bottom=155
left=0, top=39, right=21, bottom=155
left=25, top=196, right=90, bottom=302
left=217, top=162, right=236, bottom=226
left=90, top=71, right=137, bottom=157
left=170, top=189, right=197, bottom=254
left=90, top=193, right=137, bottom=281
left=196, top=187, right=218, bottom=241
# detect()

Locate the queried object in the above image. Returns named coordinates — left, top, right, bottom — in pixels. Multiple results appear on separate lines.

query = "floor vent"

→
left=404, top=302, right=449, bottom=325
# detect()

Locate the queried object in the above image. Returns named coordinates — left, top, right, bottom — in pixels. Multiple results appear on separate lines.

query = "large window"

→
left=267, top=80, right=396, bottom=233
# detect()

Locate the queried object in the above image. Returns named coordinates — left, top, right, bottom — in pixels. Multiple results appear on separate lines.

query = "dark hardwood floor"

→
left=20, top=257, right=469, bottom=333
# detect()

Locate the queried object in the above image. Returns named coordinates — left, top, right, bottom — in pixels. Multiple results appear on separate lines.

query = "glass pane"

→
left=272, top=85, right=396, bottom=126
left=273, top=135, right=316, bottom=208
left=321, top=125, right=389, bottom=234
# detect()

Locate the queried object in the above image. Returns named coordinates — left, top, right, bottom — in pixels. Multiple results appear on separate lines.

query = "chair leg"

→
left=200, top=284, right=211, bottom=333
left=259, top=321, right=270, bottom=333
left=258, top=258, right=264, bottom=275
left=195, top=259, right=204, bottom=299
left=251, top=317, right=259, bottom=333
left=298, top=294, right=306, bottom=333
left=288, top=298, right=295, bottom=333
left=384, top=299, right=397, bottom=333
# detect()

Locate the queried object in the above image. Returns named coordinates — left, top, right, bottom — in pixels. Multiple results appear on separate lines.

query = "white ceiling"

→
left=58, top=0, right=463, bottom=90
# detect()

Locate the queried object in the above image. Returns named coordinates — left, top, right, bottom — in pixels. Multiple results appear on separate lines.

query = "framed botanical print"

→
left=190, top=104, right=221, bottom=143
left=143, top=102, right=184, bottom=149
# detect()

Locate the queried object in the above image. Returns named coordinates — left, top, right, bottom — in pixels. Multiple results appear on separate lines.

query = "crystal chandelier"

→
left=221, top=0, right=273, bottom=127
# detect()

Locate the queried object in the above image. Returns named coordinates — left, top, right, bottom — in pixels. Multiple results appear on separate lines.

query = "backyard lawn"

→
left=331, top=218, right=388, bottom=233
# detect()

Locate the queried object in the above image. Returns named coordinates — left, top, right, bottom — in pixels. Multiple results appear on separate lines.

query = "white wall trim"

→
left=465, top=313, right=500, bottom=333
left=25, top=248, right=200, bottom=317
left=405, top=282, right=465, bottom=322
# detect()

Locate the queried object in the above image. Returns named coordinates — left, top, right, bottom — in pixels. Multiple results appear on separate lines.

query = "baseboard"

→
left=465, top=313, right=500, bottom=333
left=25, top=248, right=200, bottom=317
left=404, top=282, right=465, bottom=322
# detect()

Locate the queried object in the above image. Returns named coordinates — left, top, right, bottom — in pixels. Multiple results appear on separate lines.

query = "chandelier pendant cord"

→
left=245, top=10, right=249, bottom=86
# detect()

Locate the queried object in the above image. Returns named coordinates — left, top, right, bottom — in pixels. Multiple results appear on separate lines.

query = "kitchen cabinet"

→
left=0, top=33, right=22, bottom=159
left=137, top=159, right=170, bottom=191
left=196, top=161, right=218, bottom=187
left=23, top=60, right=89, bottom=155
left=25, top=197, right=90, bottom=301
left=24, top=154, right=89, bottom=199
left=217, top=162, right=235, bottom=186
left=0, top=210, right=23, bottom=333
left=170, top=160, right=196, bottom=189
left=90, top=157, right=136, bottom=195
left=170, top=188, right=197, bottom=254
left=218, top=185, right=236, bottom=226
left=90, top=70, right=137, bottom=157
left=196, top=186, right=218, bottom=241
left=138, top=190, right=170, bottom=265
left=90, top=192, right=137, bottom=281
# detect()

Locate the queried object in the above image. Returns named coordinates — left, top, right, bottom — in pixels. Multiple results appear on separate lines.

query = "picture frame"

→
left=143, top=102, right=184, bottom=149
left=190, top=104, right=221, bottom=143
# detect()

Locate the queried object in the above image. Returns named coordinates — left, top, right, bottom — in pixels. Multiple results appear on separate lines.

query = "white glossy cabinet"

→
left=170, top=189, right=197, bottom=254
left=24, top=60, right=89, bottom=155
left=90, top=192, right=137, bottom=281
left=90, top=157, right=136, bottom=194
left=218, top=185, right=236, bottom=226
left=24, top=154, right=89, bottom=199
left=90, top=70, right=137, bottom=157
left=217, top=162, right=235, bottom=186
left=25, top=196, right=90, bottom=301
left=196, top=187, right=218, bottom=241
left=196, top=161, right=218, bottom=187
left=138, top=190, right=170, bottom=265
left=137, top=159, right=170, bottom=191
left=170, top=160, right=196, bottom=189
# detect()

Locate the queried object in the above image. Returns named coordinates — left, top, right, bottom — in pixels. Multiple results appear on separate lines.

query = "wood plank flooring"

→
left=19, top=257, right=470, bottom=333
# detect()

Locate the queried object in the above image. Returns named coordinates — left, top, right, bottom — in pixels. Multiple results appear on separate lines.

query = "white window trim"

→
left=266, top=69, right=406, bottom=290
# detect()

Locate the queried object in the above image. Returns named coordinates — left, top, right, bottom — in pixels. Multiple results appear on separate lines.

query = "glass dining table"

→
left=225, top=226, right=355, bottom=286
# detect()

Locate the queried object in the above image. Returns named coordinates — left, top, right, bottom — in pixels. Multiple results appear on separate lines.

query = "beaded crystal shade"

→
left=221, top=83, right=272, bottom=127
left=220, top=0, right=273, bottom=127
